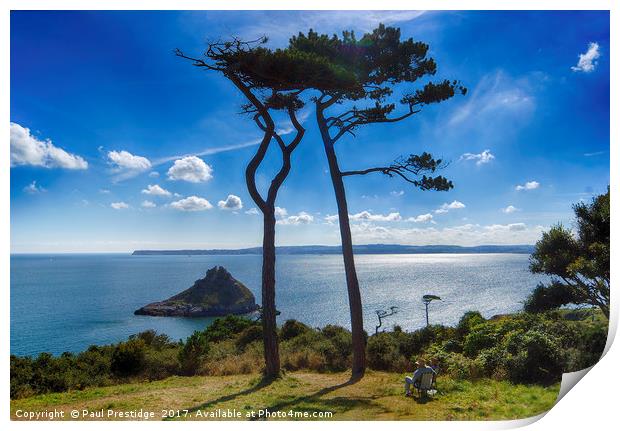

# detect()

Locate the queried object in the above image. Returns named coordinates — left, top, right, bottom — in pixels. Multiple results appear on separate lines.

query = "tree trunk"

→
left=261, top=209, right=280, bottom=378
left=317, top=109, right=366, bottom=379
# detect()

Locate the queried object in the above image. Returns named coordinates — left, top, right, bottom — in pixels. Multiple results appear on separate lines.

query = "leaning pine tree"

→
left=284, top=25, right=466, bottom=378
left=178, top=25, right=467, bottom=379
left=176, top=40, right=306, bottom=378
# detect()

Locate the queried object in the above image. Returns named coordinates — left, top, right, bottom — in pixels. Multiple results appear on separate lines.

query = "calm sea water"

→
left=10, top=253, right=547, bottom=356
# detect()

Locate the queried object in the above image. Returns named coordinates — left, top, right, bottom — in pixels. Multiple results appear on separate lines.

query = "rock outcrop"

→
left=134, top=266, right=258, bottom=317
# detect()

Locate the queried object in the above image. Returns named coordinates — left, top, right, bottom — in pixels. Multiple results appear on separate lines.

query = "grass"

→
left=11, top=371, right=559, bottom=421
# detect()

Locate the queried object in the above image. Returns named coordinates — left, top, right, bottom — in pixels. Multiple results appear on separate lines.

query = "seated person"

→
left=404, top=359, right=437, bottom=396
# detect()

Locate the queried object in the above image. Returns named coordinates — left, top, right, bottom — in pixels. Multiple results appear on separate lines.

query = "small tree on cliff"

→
left=176, top=40, right=306, bottom=378
left=526, top=188, right=610, bottom=318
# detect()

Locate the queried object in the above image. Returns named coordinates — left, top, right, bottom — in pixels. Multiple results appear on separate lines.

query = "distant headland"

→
left=132, top=244, right=535, bottom=256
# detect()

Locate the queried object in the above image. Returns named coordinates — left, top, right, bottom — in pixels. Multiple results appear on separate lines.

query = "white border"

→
left=2, top=2, right=617, bottom=430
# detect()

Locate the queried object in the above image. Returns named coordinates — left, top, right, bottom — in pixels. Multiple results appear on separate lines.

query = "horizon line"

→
left=10, top=243, right=536, bottom=255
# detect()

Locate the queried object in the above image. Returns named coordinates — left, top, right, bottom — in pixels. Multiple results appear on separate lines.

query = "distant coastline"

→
left=132, top=244, right=535, bottom=256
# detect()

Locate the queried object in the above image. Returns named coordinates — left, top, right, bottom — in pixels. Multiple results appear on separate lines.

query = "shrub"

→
left=132, top=330, right=176, bottom=350
left=236, top=325, right=263, bottom=352
left=504, top=330, right=564, bottom=384
left=456, top=311, right=485, bottom=339
left=444, top=352, right=482, bottom=380
left=143, top=348, right=180, bottom=380
left=280, top=319, right=312, bottom=341
left=463, top=326, right=497, bottom=358
left=111, top=339, right=146, bottom=377
left=409, top=325, right=454, bottom=356
left=321, top=325, right=352, bottom=358
left=475, top=346, right=507, bottom=377
left=73, top=346, right=113, bottom=388
left=178, top=331, right=210, bottom=375
left=367, top=333, right=401, bottom=371
left=10, top=355, right=34, bottom=399
left=204, top=315, right=257, bottom=342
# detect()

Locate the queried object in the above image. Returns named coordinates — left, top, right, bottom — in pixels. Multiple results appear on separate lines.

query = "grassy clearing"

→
left=11, top=371, right=559, bottom=421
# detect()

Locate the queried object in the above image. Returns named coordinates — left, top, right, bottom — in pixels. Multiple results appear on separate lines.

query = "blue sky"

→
left=10, top=10, right=610, bottom=253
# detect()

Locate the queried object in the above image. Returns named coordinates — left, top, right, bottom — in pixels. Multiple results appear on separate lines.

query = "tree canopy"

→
left=526, top=188, right=610, bottom=318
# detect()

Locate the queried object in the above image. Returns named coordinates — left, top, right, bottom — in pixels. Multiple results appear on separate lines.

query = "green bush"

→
left=475, top=346, right=507, bottom=377
left=367, top=333, right=401, bottom=371
left=204, top=315, right=257, bottom=342
left=143, top=348, right=180, bottom=380
left=504, top=330, right=564, bottom=384
left=10, top=355, right=34, bottom=399
left=280, top=319, right=312, bottom=341
left=236, top=325, right=263, bottom=351
left=132, top=330, right=176, bottom=350
left=456, top=311, right=485, bottom=339
left=178, top=331, right=210, bottom=375
left=111, top=339, right=146, bottom=377
left=409, top=325, right=455, bottom=356
left=73, top=346, right=113, bottom=388
left=321, top=325, right=352, bottom=357
left=463, top=326, right=497, bottom=358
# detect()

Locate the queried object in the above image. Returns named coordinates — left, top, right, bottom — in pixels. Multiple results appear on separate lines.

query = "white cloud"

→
left=571, top=42, right=601, bottom=73
left=324, top=214, right=340, bottom=224
left=170, top=196, right=213, bottom=211
left=485, top=223, right=527, bottom=232
left=167, top=156, right=213, bottom=183
left=141, top=184, right=171, bottom=197
left=460, top=149, right=495, bottom=166
left=141, top=200, right=156, bottom=208
left=245, top=207, right=260, bottom=215
left=275, top=206, right=289, bottom=218
left=111, top=202, right=129, bottom=210
left=583, top=150, right=606, bottom=157
left=274, top=206, right=313, bottom=225
left=277, top=211, right=314, bottom=225
left=99, top=189, right=110, bottom=194
left=502, top=205, right=519, bottom=214
left=449, top=71, right=535, bottom=125
left=349, top=222, right=543, bottom=245
left=108, top=150, right=151, bottom=171
left=23, top=180, right=46, bottom=194
left=435, top=201, right=466, bottom=214
left=408, top=213, right=434, bottom=223
left=325, top=211, right=404, bottom=224
left=148, top=171, right=160, bottom=178
left=515, top=181, right=540, bottom=191
left=218, top=194, right=243, bottom=210
left=10, top=122, right=88, bottom=169
left=350, top=211, right=402, bottom=222
left=390, top=190, right=405, bottom=197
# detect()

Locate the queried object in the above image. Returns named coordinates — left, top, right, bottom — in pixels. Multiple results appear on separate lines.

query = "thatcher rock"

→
left=134, top=266, right=258, bottom=317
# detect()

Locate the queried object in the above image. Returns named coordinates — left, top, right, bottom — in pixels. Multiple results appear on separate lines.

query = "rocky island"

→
left=134, top=266, right=259, bottom=317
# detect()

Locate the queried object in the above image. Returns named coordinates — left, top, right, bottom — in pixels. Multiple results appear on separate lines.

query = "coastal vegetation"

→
left=11, top=308, right=606, bottom=400
left=525, top=188, right=610, bottom=318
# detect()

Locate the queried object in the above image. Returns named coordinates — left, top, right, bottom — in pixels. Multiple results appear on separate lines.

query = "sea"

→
left=10, top=253, right=548, bottom=356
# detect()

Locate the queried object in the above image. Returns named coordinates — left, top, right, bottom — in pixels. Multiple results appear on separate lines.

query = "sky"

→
left=10, top=10, right=610, bottom=253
